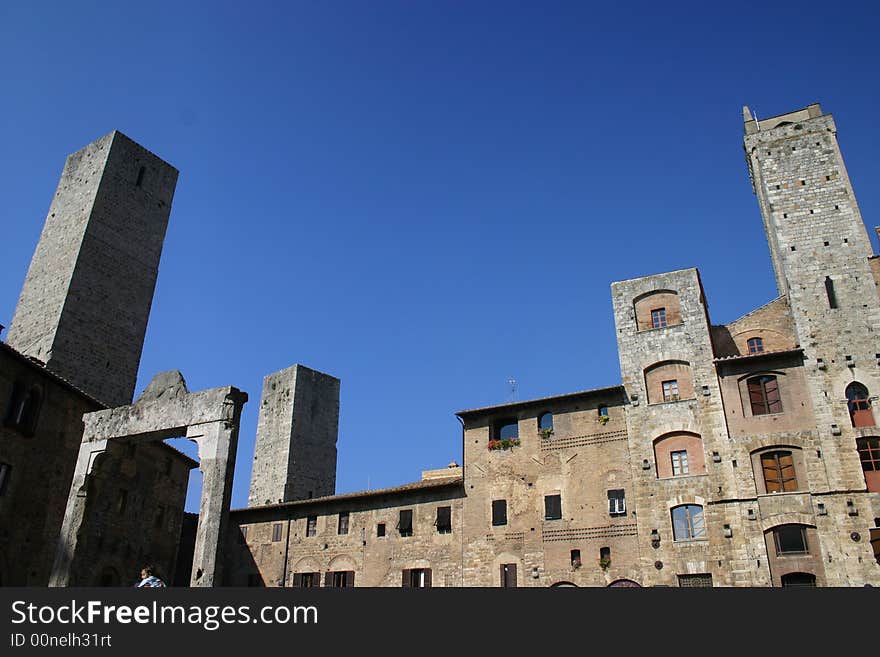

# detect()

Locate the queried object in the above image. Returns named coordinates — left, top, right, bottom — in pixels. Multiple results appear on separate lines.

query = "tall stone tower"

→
left=743, top=103, right=880, bottom=491
left=248, top=364, right=340, bottom=506
left=6, top=131, right=178, bottom=407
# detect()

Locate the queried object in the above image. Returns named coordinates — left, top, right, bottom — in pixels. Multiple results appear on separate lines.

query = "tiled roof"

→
left=713, top=347, right=803, bottom=363
left=456, top=385, right=624, bottom=417
left=233, top=475, right=464, bottom=514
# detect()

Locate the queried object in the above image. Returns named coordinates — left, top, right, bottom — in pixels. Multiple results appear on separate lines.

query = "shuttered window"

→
left=401, top=568, right=432, bottom=588
left=748, top=375, right=782, bottom=415
left=435, top=506, right=452, bottom=534
left=398, top=509, right=413, bottom=537
left=272, top=523, right=283, bottom=542
left=327, top=571, right=355, bottom=588
left=761, top=451, right=797, bottom=492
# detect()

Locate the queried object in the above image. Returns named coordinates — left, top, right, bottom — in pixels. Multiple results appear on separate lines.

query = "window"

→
left=662, top=380, right=679, bottom=402
left=671, top=450, right=689, bottom=476
left=846, top=382, right=875, bottom=427
left=747, top=337, right=764, bottom=354
left=292, top=572, right=320, bottom=588
left=272, top=523, right=283, bottom=542
left=492, top=499, right=507, bottom=526
left=435, top=506, right=452, bottom=534
left=671, top=505, right=706, bottom=541
left=306, top=515, right=317, bottom=537
left=856, top=437, right=880, bottom=492
left=338, top=512, right=349, bottom=535
left=678, top=574, right=713, bottom=587
left=116, top=490, right=128, bottom=515
left=500, top=563, right=517, bottom=588
left=773, top=525, right=808, bottom=555
left=398, top=509, right=413, bottom=537
left=4, top=382, right=42, bottom=436
left=608, top=489, right=626, bottom=515
left=544, top=494, right=562, bottom=521
left=747, top=375, right=782, bottom=415
left=538, top=412, right=553, bottom=431
left=825, top=276, right=837, bottom=309
left=598, top=405, right=609, bottom=417
left=377, top=523, right=386, bottom=537
left=570, top=549, right=581, bottom=568
left=0, top=463, right=10, bottom=496
left=781, top=572, right=816, bottom=588
left=496, top=419, right=519, bottom=440
left=326, top=571, right=355, bottom=588
left=401, top=568, right=432, bottom=588
left=760, top=451, right=797, bottom=492
left=651, top=308, right=667, bottom=329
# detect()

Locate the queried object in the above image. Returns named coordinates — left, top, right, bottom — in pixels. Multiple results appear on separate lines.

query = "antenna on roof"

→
left=507, top=377, right=517, bottom=403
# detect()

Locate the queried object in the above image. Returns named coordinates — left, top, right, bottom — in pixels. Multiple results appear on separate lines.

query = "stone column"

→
left=48, top=439, right=108, bottom=587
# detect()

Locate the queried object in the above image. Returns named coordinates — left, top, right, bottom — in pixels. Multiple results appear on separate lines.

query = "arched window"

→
left=856, top=437, right=880, bottom=492
left=846, top=382, right=874, bottom=428
left=761, top=450, right=798, bottom=492
left=780, top=572, right=816, bottom=588
left=633, top=290, right=682, bottom=332
left=671, top=504, right=706, bottom=541
left=747, top=337, right=764, bottom=354
left=747, top=375, right=782, bottom=415
left=653, top=432, right=706, bottom=478
left=538, top=412, right=553, bottom=437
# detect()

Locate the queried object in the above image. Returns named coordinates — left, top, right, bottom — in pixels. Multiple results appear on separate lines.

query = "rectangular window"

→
left=678, top=574, right=713, bottom=588
left=608, top=489, right=626, bottom=515
left=500, top=563, right=517, bottom=588
left=662, top=379, right=679, bottom=401
left=747, top=337, right=764, bottom=354
left=544, top=494, right=562, bottom=520
left=672, top=505, right=706, bottom=541
left=761, top=451, right=797, bottom=493
left=272, top=522, right=283, bottom=542
left=825, top=276, right=838, bottom=309
left=338, top=511, right=349, bottom=535
left=748, top=376, right=782, bottom=415
left=293, top=572, right=320, bottom=588
left=435, top=506, right=452, bottom=534
left=401, top=568, right=432, bottom=588
left=774, top=525, right=808, bottom=555
left=377, top=522, right=386, bottom=537
left=398, top=509, right=413, bottom=537
left=651, top=308, right=667, bottom=329
left=570, top=549, right=581, bottom=567
left=326, top=571, right=355, bottom=588
left=671, top=450, right=689, bottom=476
left=0, top=463, right=11, bottom=496
left=306, top=515, right=317, bottom=537
left=492, top=499, right=507, bottom=526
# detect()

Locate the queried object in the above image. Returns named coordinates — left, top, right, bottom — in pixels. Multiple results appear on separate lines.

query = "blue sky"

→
left=2, top=2, right=879, bottom=511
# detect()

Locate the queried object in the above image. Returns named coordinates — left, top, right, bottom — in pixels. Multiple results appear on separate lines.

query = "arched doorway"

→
left=781, top=572, right=816, bottom=588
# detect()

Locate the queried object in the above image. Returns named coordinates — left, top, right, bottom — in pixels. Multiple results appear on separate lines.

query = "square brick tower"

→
left=6, top=131, right=178, bottom=407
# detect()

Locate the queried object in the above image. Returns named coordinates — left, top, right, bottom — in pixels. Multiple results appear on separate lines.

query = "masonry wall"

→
left=7, top=131, right=178, bottom=407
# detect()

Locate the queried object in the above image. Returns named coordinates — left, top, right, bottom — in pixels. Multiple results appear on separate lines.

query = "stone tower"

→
left=248, top=364, right=340, bottom=506
left=6, top=131, right=178, bottom=407
left=743, top=104, right=880, bottom=491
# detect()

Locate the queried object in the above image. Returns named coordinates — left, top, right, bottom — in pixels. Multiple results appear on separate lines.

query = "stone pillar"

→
left=48, top=439, right=108, bottom=587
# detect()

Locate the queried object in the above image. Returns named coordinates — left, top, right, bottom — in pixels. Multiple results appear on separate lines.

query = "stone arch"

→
left=327, top=554, right=358, bottom=572
left=760, top=513, right=814, bottom=533
left=633, top=289, right=682, bottom=331
left=550, top=581, right=578, bottom=587
left=292, top=556, right=321, bottom=574
left=608, top=579, right=641, bottom=587
left=644, top=360, right=694, bottom=403
left=731, top=327, right=794, bottom=354
left=653, top=431, right=705, bottom=478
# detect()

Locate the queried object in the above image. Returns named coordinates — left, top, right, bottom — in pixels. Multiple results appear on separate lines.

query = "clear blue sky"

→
left=2, top=2, right=879, bottom=511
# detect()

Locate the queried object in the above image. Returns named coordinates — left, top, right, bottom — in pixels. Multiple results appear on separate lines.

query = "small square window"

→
left=377, top=523, right=386, bottom=538
left=747, top=337, right=764, bottom=354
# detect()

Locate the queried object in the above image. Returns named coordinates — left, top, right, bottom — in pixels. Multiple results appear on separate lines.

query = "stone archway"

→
left=48, top=371, right=247, bottom=587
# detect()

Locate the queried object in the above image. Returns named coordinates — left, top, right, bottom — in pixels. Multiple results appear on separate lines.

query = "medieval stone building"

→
left=2, top=103, right=879, bottom=587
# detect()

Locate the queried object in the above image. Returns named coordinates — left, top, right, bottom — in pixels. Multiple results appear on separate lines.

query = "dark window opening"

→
left=773, top=525, right=808, bottom=555
left=402, top=568, right=432, bottom=588
left=292, top=572, right=320, bottom=588
left=761, top=450, right=797, bottom=493
left=135, top=166, right=145, bottom=187
left=846, top=382, right=875, bottom=428
left=608, top=489, right=626, bottom=515
left=4, top=382, right=42, bottom=436
left=272, top=523, right=283, bottom=542
left=398, top=509, right=413, bottom=537
left=377, top=523, right=386, bottom=537
left=492, top=499, right=507, bottom=526
left=598, top=405, right=609, bottom=417
left=748, top=375, right=782, bottom=415
left=570, top=549, right=581, bottom=568
left=306, top=515, right=317, bottom=537
left=678, top=574, right=713, bottom=587
left=500, top=563, right=517, bottom=588
left=338, top=512, right=350, bottom=535
left=435, top=506, right=452, bottom=534
left=825, top=276, right=838, bottom=309
left=544, top=494, right=562, bottom=521
left=781, top=572, right=816, bottom=588
left=326, top=571, right=355, bottom=588
left=747, top=337, right=764, bottom=354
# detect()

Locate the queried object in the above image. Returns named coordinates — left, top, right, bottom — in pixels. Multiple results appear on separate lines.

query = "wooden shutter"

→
left=492, top=500, right=507, bottom=525
left=346, top=571, right=355, bottom=588
left=748, top=378, right=767, bottom=415
left=779, top=452, right=797, bottom=491
left=762, top=453, right=782, bottom=493
left=545, top=494, right=561, bottom=519
left=324, top=572, right=333, bottom=587
left=424, top=569, right=432, bottom=588
left=402, top=569, right=411, bottom=587
left=292, top=573, right=302, bottom=588
left=502, top=564, right=517, bottom=588
left=764, top=377, right=782, bottom=413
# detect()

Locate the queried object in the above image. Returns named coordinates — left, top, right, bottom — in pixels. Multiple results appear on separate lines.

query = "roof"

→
left=456, top=384, right=624, bottom=417
left=0, top=340, right=197, bottom=468
left=722, top=294, right=788, bottom=326
left=234, top=475, right=464, bottom=514
left=713, top=347, right=803, bottom=364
